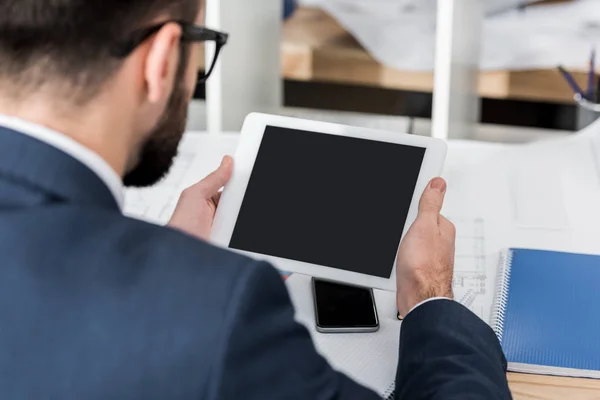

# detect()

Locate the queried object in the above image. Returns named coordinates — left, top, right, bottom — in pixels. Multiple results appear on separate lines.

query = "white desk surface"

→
left=126, top=128, right=600, bottom=249
left=123, top=126, right=600, bottom=399
left=124, top=125, right=600, bottom=320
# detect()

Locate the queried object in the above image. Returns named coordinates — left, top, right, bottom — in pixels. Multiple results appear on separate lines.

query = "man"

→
left=0, top=0, right=511, bottom=399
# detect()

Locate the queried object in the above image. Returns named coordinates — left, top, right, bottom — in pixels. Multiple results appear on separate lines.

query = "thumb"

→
left=193, top=156, right=233, bottom=198
left=417, top=177, right=447, bottom=223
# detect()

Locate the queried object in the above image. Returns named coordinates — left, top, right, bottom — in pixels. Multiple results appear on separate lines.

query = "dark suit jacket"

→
left=0, top=126, right=512, bottom=399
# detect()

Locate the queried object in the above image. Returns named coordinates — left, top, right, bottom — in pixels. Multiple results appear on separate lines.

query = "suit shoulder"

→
left=45, top=207, right=271, bottom=299
left=70, top=209, right=257, bottom=280
left=123, top=215, right=253, bottom=270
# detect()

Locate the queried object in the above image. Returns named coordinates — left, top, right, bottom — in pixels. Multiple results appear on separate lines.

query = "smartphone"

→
left=312, top=277, right=379, bottom=333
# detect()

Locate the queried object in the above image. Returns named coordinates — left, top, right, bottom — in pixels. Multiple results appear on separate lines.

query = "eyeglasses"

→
left=112, top=20, right=229, bottom=82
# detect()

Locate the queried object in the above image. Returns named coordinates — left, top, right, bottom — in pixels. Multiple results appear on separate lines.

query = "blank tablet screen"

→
left=229, top=126, right=426, bottom=279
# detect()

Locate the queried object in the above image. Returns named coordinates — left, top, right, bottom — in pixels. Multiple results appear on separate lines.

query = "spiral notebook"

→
left=490, top=248, right=600, bottom=379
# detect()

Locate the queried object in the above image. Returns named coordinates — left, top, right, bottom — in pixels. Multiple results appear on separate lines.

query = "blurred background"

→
left=188, top=0, right=600, bottom=143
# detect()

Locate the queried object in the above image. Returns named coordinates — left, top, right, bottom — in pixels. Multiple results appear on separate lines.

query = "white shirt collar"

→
left=0, top=114, right=124, bottom=210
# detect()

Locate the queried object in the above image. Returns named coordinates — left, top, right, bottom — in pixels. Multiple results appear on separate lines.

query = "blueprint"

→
left=448, top=217, right=495, bottom=323
left=123, top=135, right=203, bottom=225
left=123, top=133, right=241, bottom=225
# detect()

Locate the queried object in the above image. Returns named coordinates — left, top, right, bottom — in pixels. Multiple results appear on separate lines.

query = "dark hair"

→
left=0, top=0, right=200, bottom=101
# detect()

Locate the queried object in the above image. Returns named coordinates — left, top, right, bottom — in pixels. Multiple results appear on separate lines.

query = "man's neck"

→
left=0, top=97, right=131, bottom=178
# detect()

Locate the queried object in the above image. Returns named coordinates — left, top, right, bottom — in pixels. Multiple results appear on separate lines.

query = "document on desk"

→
left=585, top=119, right=600, bottom=185
left=123, top=133, right=240, bottom=224
left=285, top=216, right=496, bottom=396
left=123, top=134, right=204, bottom=224
left=285, top=273, right=400, bottom=398
left=510, top=162, right=569, bottom=230
left=503, top=134, right=600, bottom=232
left=442, top=138, right=598, bottom=321
left=448, top=216, right=496, bottom=323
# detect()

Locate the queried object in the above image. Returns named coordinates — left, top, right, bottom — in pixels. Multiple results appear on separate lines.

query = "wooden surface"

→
left=509, top=373, right=600, bottom=399
left=200, top=7, right=591, bottom=104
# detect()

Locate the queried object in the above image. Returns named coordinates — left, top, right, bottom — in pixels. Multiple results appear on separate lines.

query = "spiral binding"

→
left=458, top=289, right=477, bottom=308
left=489, top=249, right=513, bottom=344
left=383, top=382, right=395, bottom=399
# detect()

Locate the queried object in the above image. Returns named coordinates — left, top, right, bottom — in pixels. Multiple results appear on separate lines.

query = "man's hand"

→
left=396, top=177, right=456, bottom=317
left=168, top=156, right=233, bottom=241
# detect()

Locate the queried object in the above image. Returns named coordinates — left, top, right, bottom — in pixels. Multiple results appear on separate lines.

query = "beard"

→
left=123, top=58, right=191, bottom=188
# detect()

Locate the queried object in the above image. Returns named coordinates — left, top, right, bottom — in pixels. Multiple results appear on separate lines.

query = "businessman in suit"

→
left=0, top=0, right=511, bottom=399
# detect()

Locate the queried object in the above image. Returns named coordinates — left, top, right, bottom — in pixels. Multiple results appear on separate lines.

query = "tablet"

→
left=211, top=113, right=447, bottom=291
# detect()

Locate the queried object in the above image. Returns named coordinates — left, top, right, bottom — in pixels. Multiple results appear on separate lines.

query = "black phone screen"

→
left=313, top=279, right=378, bottom=328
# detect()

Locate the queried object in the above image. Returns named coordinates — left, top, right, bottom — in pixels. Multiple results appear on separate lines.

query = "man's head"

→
left=0, top=0, right=206, bottom=187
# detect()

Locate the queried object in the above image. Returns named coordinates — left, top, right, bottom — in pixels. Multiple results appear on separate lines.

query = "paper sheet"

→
left=441, top=126, right=600, bottom=321
left=285, top=273, right=400, bottom=397
left=301, top=0, right=600, bottom=71
left=510, top=162, right=569, bottom=230
left=582, top=118, right=600, bottom=186
left=449, top=217, right=495, bottom=322
left=123, top=133, right=240, bottom=224
left=123, top=135, right=201, bottom=224
left=285, top=220, right=494, bottom=398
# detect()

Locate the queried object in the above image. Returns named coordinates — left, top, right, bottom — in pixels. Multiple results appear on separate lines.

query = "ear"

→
left=144, top=22, right=182, bottom=104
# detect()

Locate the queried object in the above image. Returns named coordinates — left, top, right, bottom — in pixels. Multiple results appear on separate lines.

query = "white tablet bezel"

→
left=211, top=113, right=447, bottom=291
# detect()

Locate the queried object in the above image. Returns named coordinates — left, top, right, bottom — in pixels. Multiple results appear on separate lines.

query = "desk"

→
left=125, top=132, right=600, bottom=399
left=509, top=373, right=600, bottom=399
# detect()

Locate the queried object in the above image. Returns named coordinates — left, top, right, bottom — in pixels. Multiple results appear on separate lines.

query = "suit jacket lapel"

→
left=0, top=127, right=120, bottom=210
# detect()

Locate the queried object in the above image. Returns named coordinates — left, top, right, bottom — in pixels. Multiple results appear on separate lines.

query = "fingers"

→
left=439, top=215, right=456, bottom=238
left=211, top=191, right=223, bottom=207
left=186, top=156, right=233, bottom=198
left=417, top=177, right=447, bottom=224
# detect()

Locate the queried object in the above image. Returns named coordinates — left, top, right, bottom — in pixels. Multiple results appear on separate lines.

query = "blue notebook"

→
left=491, top=248, right=600, bottom=379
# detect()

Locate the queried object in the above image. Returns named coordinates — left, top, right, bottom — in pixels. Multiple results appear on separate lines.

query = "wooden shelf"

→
left=199, top=7, right=589, bottom=104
